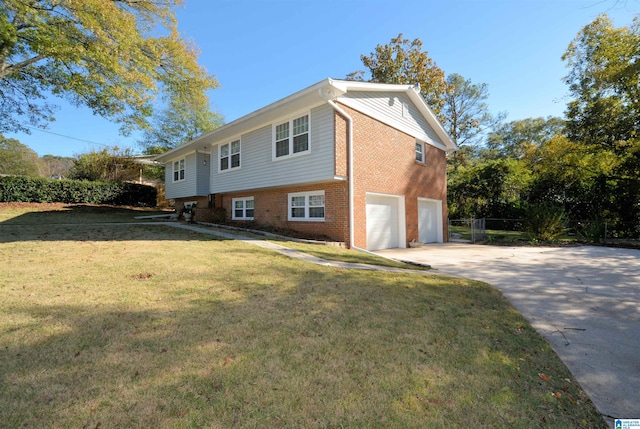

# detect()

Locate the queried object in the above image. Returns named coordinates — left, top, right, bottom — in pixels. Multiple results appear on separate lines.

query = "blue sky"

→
left=6, top=0, right=638, bottom=157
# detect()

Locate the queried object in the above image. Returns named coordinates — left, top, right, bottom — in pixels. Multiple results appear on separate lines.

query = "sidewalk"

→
left=166, top=223, right=430, bottom=274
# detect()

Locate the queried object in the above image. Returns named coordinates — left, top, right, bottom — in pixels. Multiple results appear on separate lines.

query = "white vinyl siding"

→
left=164, top=152, right=210, bottom=199
left=340, top=91, right=444, bottom=149
left=211, top=105, right=335, bottom=194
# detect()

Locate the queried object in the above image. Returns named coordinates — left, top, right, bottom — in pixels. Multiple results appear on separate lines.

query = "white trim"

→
left=288, top=190, right=325, bottom=222
left=218, top=138, right=241, bottom=173
left=232, top=196, right=254, bottom=220
left=272, top=112, right=311, bottom=161
left=172, top=158, right=185, bottom=183
left=415, top=141, right=426, bottom=164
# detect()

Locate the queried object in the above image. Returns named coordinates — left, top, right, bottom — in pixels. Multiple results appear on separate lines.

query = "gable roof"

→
left=155, top=78, right=457, bottom=162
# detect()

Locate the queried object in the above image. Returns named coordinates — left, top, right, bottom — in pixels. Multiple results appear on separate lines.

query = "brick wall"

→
left=341, top=104, right=448, bottom=248
left=220, top=181, right=350, bottom=244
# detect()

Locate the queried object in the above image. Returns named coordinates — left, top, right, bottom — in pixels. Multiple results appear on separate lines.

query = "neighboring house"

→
left=155, top=78, right=457, bottom=250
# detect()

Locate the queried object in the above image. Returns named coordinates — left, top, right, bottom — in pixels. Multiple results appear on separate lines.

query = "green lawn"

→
left=0, top=204, right=605, bottom=428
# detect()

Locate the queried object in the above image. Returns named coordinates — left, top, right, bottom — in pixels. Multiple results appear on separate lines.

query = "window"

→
left=288, top=191, right=324, bottom=221
left=173, top=158, right=185, bottom=182
left=232, top=197, right=254, bottom=220
left=220, top=140, right=240, bottom=171
left=274, top=114, right=309, bottom=159
left=415, top=142, right=425, bottom=163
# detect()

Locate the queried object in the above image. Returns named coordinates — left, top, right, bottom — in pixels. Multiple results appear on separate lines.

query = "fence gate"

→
left=448, top=218, right=486, bottom=243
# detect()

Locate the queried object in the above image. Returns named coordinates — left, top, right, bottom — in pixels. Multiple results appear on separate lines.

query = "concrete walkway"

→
left=376, top=243, right=640, bottom=427
left=166, top=223, right=429, bottom=274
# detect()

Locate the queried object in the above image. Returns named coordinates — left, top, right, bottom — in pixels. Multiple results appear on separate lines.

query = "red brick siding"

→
left=221, top=181, right=349, bottom=244
left=340, top=104, right=448, bottom=248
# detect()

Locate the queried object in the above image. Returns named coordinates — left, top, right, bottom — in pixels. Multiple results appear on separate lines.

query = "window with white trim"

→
left=288, top=191, right=324, bottom=221
left=220, top=139, right=240, bottom=171
left=173, top=158, right=185, bottom=182
left=232, top=197, right=254, bottom=220
left=415, top=142, right=425, bottom=163
left=274, top=114, right=309, bottom=159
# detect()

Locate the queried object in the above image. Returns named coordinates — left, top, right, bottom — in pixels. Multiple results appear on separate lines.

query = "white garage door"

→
left=418, top=199, right=442, bottom=243
left=366, top=194, right=400, bottom=251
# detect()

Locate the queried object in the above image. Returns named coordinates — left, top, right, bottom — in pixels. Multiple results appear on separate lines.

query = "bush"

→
left=577, top=218, right=607, bottom=244
left=0, top=176, right=157, bottom=207
left=523, top=203, right=567, bottom=242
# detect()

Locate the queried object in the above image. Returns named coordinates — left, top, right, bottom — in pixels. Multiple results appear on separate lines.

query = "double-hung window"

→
left=288, top=191, right=324, bottom=221
left=173, top=159, right=185, bottom=182
left=274, top=114, right=309, bottom=159
left=220, top=139, right=240, bottom=171
left=415, top=142, right=425, bottom=163
left=232, top=197, right=254, bottom=220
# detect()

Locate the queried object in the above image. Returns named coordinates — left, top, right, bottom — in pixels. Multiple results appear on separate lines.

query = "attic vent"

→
left=402, top=101, right=409, bottom=117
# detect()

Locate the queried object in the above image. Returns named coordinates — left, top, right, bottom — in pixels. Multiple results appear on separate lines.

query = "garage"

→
left=365, top=193, right=405, bottom=251
left=418, top=198, right=443, bottom=243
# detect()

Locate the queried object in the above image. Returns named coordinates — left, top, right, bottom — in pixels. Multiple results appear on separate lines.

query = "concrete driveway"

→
left=376, top=244, right=640, bottom=426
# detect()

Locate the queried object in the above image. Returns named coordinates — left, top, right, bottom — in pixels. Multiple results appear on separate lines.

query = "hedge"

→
left=0, top=176, right=157, bottom=207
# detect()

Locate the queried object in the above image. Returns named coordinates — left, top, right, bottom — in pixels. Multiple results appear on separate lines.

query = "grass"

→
left=0, top=204, right=606, bottom=428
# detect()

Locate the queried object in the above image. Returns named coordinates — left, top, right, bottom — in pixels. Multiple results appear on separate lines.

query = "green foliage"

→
left=562, top=14, right=640, bottom=234
left=0, top=133, right=43, bottom=176
left=0, top=175, right=156, bottom=207
left=577, top=218, right=607, bottom=244
left=483, top=117, right=565, bottom=159
left=139, top=92, right=224, bottom=153
left=523, top=203, right=567, bottom=242
left=348, top=34, right=448, bottom=117
left=447, top=158, right=532, bottom=219
left=0, top=0, right=218, bottom=135
left=69, top=148, right=140, bottom=182
left=443, top=73, right=504, bottom=152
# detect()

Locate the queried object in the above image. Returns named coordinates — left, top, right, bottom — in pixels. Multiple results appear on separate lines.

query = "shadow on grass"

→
left=0, top=255, right=605, bottom=428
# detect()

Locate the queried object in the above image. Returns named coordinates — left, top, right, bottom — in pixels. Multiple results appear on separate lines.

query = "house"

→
left=155, top=78, right=457, bottom=250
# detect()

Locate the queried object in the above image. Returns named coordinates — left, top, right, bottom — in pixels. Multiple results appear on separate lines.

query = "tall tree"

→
left=0, top=0, right=218, bottom=135
left=443, top=73, right=505, bottom=166
left=563, top=15, right=639, bottom=152
left=562, top=15, right=640, bottom=231
left=348, top=34, right=448, bottom=116
left=483, top=117, right=565, bottom=159
left=139, top=93, right=224, bottom=154
left=0, top=134, right=43, bottom=176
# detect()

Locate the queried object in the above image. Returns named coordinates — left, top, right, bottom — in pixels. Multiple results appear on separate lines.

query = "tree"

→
left=0, top=134, right=42, bottom=176
left=139, top=92, right=224, bottom=154
left=562, top=14, right=640, bottom=233
left=348, top=34, right=448, bottom=116
left=483, top=117, right=565, bottom=159
left=443, top=73, right=505, bottom=166
left=69, top=147, right=140, bottom=183
left=0, top=0, right=218, bottom=135
left=40, top=154, right=74, bottom=179
left=447, top=157, right=532, bottom=219
left=563, top=15, right=639, bottom=152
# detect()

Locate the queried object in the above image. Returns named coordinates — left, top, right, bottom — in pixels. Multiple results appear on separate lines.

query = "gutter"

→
left=318, top=85, right=376, bottom=256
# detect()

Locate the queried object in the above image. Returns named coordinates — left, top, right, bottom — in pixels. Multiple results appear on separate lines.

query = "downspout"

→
left=318, top=87, right=372, bottom=254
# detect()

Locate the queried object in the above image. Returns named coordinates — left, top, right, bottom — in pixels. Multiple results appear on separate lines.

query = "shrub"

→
left=523, top=203, right=567, bottom=242
left=577, top=218, right=607, bottom=244
left=0, top=176, right=157, bottom=207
